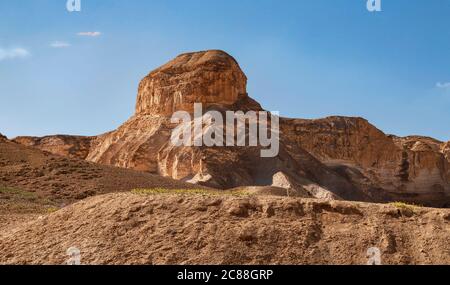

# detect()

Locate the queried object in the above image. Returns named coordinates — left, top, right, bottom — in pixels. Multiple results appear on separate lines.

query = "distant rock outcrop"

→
left=14, top=135, right=94, bottom=160
left=282, top=118, right=450, bottom=206
left=13, top=50, right=450, bottom=207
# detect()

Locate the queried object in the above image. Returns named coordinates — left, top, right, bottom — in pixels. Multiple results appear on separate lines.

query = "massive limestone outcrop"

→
left=12, top=50, right=450, bottom=207
left=79, top=50, right=261, bottom=175
left=83, top=50, right=360, bottom=201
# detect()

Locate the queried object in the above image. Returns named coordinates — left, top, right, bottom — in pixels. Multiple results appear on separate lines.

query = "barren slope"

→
left=0, top=192, right=448, bottom=265
left=0, top=138, right=208, bottom=208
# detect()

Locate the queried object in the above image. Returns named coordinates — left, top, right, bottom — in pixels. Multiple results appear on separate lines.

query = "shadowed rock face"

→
left=12, top=50, right=450, bottom=207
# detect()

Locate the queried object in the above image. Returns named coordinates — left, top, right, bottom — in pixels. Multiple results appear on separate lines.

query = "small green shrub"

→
left=390, top=202, right=421, bottom=216
left=46, top=207, right=60, bottom=214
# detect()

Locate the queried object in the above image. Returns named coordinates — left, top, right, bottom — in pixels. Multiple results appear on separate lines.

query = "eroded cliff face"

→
left=12, top=50, right=450, bottom=207
left=281, top=118, right=450, bottom=206
left=392, top=136, right=450, bottom=205
left=281, top=117, right=401, bottom=167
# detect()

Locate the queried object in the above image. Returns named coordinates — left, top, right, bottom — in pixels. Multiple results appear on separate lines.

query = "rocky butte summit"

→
left=15, top=50, right=450, bottom=207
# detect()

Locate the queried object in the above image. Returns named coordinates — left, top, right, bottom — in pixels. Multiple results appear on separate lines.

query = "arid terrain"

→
left=0, top=135, right=207, bottom=230
left=0, top=192, right=449, bottom=265
left=1, top=50, right=449, bottom=265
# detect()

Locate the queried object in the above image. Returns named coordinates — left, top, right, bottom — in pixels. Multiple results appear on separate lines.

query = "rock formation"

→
left=282, top=118, right=450, bottom=207
left=135, top=50, right=248, bottom=116
left=13, top=50, right=450, bottom=207
left=14, top=135, right=94, bottom=160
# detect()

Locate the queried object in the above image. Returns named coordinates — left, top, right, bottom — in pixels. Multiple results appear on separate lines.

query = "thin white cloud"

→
left=50, top=41, right=71, bottom=48
left=0, top=48, right=30, bottom=61
left=77, top=31, right=102, bottom=37
left=436, top=82, right=450, bottom=89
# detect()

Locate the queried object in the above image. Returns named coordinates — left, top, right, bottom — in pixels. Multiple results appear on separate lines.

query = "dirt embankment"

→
left=0, top=193, right=448, bottom=265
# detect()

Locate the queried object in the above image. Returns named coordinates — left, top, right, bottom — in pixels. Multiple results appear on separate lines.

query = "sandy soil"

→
left=0, top=193, right=448, bottom=265
left=0, top=139, right=208, bottom=205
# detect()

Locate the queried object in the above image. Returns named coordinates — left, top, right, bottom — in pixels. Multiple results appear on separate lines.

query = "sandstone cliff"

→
left=83, top=50, right=370, bottom=202
left=282, top=118, right=450, bottom=207
left=135, top=50, right=248, bottom=116
left=13, top=50, right=450, bottom=207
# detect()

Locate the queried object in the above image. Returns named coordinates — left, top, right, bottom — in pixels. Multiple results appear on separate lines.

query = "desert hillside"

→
left=0, top=136, right=207, bottom=209
left=0, top=191, right=448, bottom=265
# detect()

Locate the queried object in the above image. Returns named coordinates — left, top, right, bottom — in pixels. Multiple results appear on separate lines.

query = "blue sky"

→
left=1, top=0, right=449, bottom=141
